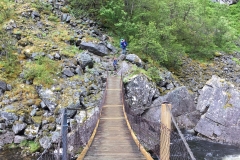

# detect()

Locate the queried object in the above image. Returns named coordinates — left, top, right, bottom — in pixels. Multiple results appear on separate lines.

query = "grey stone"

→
left=80, top=42, right=109, bottom=56
left=76, top=52, right=93, bottom=69
left=0, top=131, right=14, bottom=146
left=14, top=135, right=27, bottom=144
left=12, top=122, right=27, bottom=134
left=125, top=54, right=142, bottom=66
left=125, top=75, right=159, bottom=114
left=62, top=67, right=75, bottom=77
left=39, top=136, right=51, bottom=149
left=24, top=124, right=41, bottom=139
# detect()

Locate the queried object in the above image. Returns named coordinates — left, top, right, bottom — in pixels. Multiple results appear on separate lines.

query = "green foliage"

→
left=123, top=65, right=147, bottom=83
left=23, top=56, right=60, bottom=86
left=19, top=139, right=41, bottom=152
left=0, top=0, right=13, bottom=24
left=101, top=0, right=240, bottom=66
left=99, top=1, right=126, bottom=30
left=48, top=14, right=59, bottom=22
left=31, top=0, right=52, bottom=14
left=69, top=0, right=102, bottom=17
left=19, top=140, right=28, bottom=147
left=61, top=45, right=80, bottom=57
left=146, top=67, right=162, bottom=83
left=232, top=57, right=240, bottom=65
left=24, top=140, right=41, bottom=153
left=0, top=30, right=21, bottom=80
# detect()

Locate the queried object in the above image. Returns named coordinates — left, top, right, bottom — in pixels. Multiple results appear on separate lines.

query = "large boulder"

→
left=195, top=75, right=240, bottom=144
left=79, top=42, right=109, bottom=56
left=125, top=54, right=142, bottom=66
left=125, top=74, right=160, bottom=114
left=76, top=51, right=93, bottom=69
left=143, top=86, right=198, bottom=129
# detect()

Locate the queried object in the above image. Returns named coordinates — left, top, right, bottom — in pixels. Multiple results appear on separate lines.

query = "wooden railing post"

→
left=160, top=103, right=171, bottom=160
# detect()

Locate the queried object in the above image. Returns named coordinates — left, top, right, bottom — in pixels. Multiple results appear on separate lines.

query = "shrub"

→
left=146, top=67, right=162, bottom=83
left=24, top=56, right=60, bottom=86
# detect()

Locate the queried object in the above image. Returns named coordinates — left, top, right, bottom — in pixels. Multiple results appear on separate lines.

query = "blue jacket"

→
left=113, top=59, right=117, bottom=66
left=120, top=41, right=127, bottom=49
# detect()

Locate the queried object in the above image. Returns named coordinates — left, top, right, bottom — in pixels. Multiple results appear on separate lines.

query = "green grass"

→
left=28, top=141, right=41, bottom=153
left=61, top=45, right=80, bottom=57
left=23, top=56, right=60, bottom=86
left=232, top=57, right=240, bottom=65
left=19, top=140, right=41, bottom=153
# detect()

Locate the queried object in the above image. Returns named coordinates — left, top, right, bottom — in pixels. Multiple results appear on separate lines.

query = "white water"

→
left=184, top=130, right=240, bottom=160
left=223, top=155, right=240, bottom=160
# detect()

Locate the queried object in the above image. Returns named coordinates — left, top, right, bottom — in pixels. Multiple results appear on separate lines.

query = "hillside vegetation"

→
left=70, top=0, right=240, bottom=67
left=1, top=0, right=240, bottom=83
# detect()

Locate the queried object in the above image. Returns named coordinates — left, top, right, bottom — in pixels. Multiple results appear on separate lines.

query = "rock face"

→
left=195, top=75, right=240, bottom=144
left=125, top=75, right=160, bottom=114
left=142, top=86, right=199, bottom=129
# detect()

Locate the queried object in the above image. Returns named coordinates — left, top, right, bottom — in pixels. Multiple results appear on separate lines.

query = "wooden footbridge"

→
left=38, top=74, right=196, bottom=160
left=77, top=76, right=147, bottom=160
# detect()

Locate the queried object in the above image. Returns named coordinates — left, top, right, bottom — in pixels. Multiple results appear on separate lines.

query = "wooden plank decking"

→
left=83, top=76, right=146, bottom=160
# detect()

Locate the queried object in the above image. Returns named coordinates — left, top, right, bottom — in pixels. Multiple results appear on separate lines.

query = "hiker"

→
left=113, top=57, right=118, bottom=71
left=120, top=39, right=128, bottom=55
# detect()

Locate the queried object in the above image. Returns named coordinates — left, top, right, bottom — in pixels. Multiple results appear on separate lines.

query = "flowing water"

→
left=185, top=131, right=240, bottom=160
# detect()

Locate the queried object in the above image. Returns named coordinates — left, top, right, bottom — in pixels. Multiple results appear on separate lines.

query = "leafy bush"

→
left=69, top=0, right=100, bottom=17
left=24, top=56, right=60, bottom=86
left=146, top=67, right=162, bottom=83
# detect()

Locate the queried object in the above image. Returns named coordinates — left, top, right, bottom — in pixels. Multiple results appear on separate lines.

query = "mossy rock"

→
left=31, top=116, right=42, bottom=124
left=46, top=116, right=55, bottom=123
left=61, top=6, right=70, bottom=13
left=214, top=52, right=223, bottom=57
